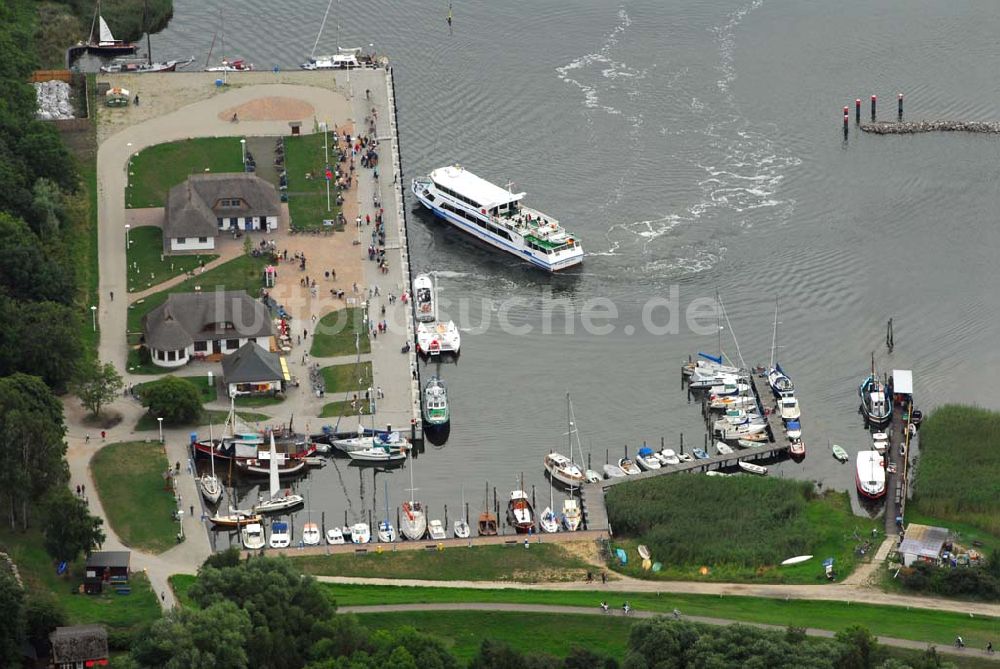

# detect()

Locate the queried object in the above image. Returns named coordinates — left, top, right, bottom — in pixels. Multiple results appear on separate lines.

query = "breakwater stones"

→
left=860, top=120, right=1000, bottom=135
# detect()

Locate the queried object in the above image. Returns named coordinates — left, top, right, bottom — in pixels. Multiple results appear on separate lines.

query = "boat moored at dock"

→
left=412, top=165, right=583, bottom=272
left=856, top=450, right=886, bottom=499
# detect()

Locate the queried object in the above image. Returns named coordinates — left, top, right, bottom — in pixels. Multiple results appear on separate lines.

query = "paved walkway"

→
left=337, top=603, right=1000, bottom=662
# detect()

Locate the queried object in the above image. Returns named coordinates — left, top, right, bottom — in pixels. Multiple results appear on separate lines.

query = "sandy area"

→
left=218, top=96, right=315, bottom=122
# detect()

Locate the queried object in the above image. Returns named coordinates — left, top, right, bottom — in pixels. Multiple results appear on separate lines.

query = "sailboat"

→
left=252, top=431, right=305, bottom=514
left=300, top=1, right=366, bottom=70
left=399, top=452, right=427, bottom=540
left=453, top=486, right=471, bottom=538
left=767, top=301, right=795, bottom=398
left=477, top=482, right=498, bottom=536
left=99, top=0, right=191, bottom=72
left=85, top=1, right=137, bottom=55
left=543, top=394, right=586, bottom=486
left=377, top=482, right=397, bottom=542
left=205, top=10, right=253, bottom=74
left=199, top=422, right=223, bottom=505
left=539, top=475, right=559, bottom=533
left=506, top=476, right=535, bottom=534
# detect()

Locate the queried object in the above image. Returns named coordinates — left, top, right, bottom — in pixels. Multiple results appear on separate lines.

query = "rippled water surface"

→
left=147, top=0, right=1000, bottom=537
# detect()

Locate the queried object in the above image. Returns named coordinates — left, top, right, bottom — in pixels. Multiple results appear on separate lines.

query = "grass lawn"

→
left=90, top=441, right=178, bottom=553
left=292, top=543, right=595, bottom=583
left=606, top=477, right=878, bottom=584
left=126, top=347, right=169, bottom=375
left=126, top=226, right=218, bottom=292
left=910, top=405, right=1000, bottom=536
left=127, top=137, right=246, bottom=208
left=0, top=527, right=160, bottom=632
left=322, top=584, right=1000, bottom=649
left=284, top=134, right=342, bottom=230
left=126, top=254, right=271, bottom=337
left=311, top=307, right=371, bottom=357
left=357, top=610, right=629, bottom=663
left=234, top=394, right=285, bottom=408
left=320, top=399, right=372, bottom=418
left=321, top=361, right=373, bottom=394
left=134, top=375, right=217, bottom=403
left=134, top=409, right=269, bottom=432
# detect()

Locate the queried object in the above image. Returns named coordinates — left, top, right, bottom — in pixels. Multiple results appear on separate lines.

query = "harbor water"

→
left=145, top=0, right=1000, bottom=540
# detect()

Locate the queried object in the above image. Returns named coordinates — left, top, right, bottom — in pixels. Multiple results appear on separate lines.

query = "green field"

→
left=606, top=476, right=878, bottom=583
left=311, top=307, right=371, bottom=357
left=90, top=441, right=179, bottom=553
left=126, top=226, right=218, bottom=293
left=321, top=361, right=374, bottom=394
left=284, top=134, right=343, bottom=230
left=292, top=543, right=595, bottom=583
left=357, top=610, right=629, bottom=663
left=127, top=137, right=247, bottom=208
left=320, top=399, right=372, bottom=418
left=910, top=405, right=1000, bottom=536
left=126, top=254, right=271, bottom=339
left=0, top=527, right=160, bottom=632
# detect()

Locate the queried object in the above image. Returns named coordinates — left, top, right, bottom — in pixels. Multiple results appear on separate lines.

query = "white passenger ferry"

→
left=411, top=165, right=583, bottom=271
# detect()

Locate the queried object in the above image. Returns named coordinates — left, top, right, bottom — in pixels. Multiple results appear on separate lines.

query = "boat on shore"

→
left=422, top=376, right=450, bottom=426
left=856, top=450, right=886, bottom=499
left=412, top=165, right=583, bottom=272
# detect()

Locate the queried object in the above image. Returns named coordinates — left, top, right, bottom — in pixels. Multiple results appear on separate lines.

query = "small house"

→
left=49, top=625, right=108, bottom=669
left=899, top=524, right=949, bottom=567
left=142, top=290, right=274, bottom=368
left=83, top=551, right=129, bottom=594
left=222, top=341, right=288, bottom=397
left=163, top=173, right=280, bottom=253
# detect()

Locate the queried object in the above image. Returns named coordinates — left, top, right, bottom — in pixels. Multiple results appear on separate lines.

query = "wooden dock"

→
left=882, top=400, right=916, bottom=536
left=860, top=120, right=1000, bottom=134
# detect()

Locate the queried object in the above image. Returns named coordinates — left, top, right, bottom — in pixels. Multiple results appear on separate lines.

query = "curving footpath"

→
left=338, top=603, right=1000, bottom=662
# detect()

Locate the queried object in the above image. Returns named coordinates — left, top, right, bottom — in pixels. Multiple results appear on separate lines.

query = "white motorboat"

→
left=269, top=521, right=291, bottom=548
left=539, top=506, right=559, bottom=533
left=635, top=447, right=662, bottom=470
left=253, top=431, right=305, bottom=514
left=300, top=47, right=363, bottom=70
left=562, top=498, right=582, bottom=531
left=716, top=422, right=767, bottom=441
left=412, top=165, right=584, bottom=272
left=872, top=432, right=890, bottom=454
left=584, top=469, right=602, bottom=483
left=377, top=520, right=397, bottom=543
left=453, top=518, right=471, bottom=539
left=683, top=355, right=740, bottom=378
left=738, top=461, right=768, bottom=476
left=333, top=429, right=411, bottom=453
left=688, top=371, right=743, bottom=390
left=659, top=449, right=680, bottom=465
left=737, top=439, right=762, bottom=449
left=785, top=420, right=802, bottom=440
left=427, top=519, right=447, bottom=540
left=856, top=450, right=886, bottom=499
left=677, top=452, right=694, bottom=463
left=709, top=382, right=751, bottom=397
left=416, top=319, right=461, bottom=356
left=544, top=452, right=586, bottom=486
left=240, top=522, right=265, bottom=550
left=618, top=458, right=642, bottom=476
left=768, top=368, right=794, bottom=397
left=709, top=395, right=757, bottom=410
left=302, top=522, right=321, bottom=546
left=326, top=527, right=345, bottom=545
left=347, top=445, right=406, bottom=463
left=351, top=522, right=371, bottom=544
left=412, top=273, right=436, bottom=323
left=715, top=441, right=734, bottom=455
left=779, top=396, right=801, bottom=421
left=603, top=464, right=626, bottom=479
left=206, top=57, right=254, bottom=72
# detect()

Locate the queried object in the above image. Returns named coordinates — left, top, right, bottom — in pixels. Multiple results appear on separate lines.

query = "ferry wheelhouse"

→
left=412, top=165, right=583, bottom=271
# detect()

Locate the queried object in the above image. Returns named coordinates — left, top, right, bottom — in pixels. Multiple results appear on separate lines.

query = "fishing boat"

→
left=412, top=273, right=436, bottom=323
left=240, top=522, right=265, bottom=550
left=347, top=445, right=406, bottom=463
left=350, top=522, right=371, bottom=544
left=477, top=483, right=497, bottom=536
left=416, top=320, right=462, bottom=356
left=427, top=519, right=447, bottom=540
left=856, top=450, right=886, bottom=499
left=715, top=441, right=734, bottom=455
left=209, top=510, right=260, bottom=528
left=377, top=519, right=397, bottom=543
left=83, top=2, right=136, bottom=55
left=539, top=506, right=559, bottom=533
left=859, top=355, right=892, bottom=427
left=831, top=444, right=849, bottom=462
left=658, top=448, right=680, bottom=465
left=779, top=396, right=801, bottom=421
left=325, top=527, right=345, bottom=545
left=692, top=448, right=710, bottom=460
left=562, top=498, right=582, bottom=531
left=872, top=432, right=889, bottom=454
left=302, top=522, right=321, bottom=546
left=635, top=447, right=662, bottom=470
left=507, top=488, right=535, bottom=533
left=252, top=432, right=305, bottom=514
left=738, top=461, right=768, bottom=476
left=603, top=463, right=626, bottom=478
left=199, top=423, right=223, bottom=505
left=422, top=376, right=450, bottom=425
left=789, top=439, right=806, bottom=457
left=412, top=165, right=584, bottom=272
left=400, top=453, right=427, bottom=540
left=269, top=521, right=291, bottom=548
left=618, top=458, right=642, bottom=476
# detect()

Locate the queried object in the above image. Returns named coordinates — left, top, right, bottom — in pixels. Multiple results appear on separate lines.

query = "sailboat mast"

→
left=89, top=0, right=100, bottom=44
left=209, top=421, right=216, bottom=478
left=769, top=300, right=778, bottom=369
left=143, top=0, right=151, bottom=65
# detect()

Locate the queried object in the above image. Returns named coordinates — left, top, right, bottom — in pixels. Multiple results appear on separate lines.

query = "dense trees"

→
left=41, top=487, right=105, bottom=564
left=127, top=602, right=252, bottom=669
left=140, top=376, right=203, bottom=424
left=0, top=566, right=26, bottom=668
